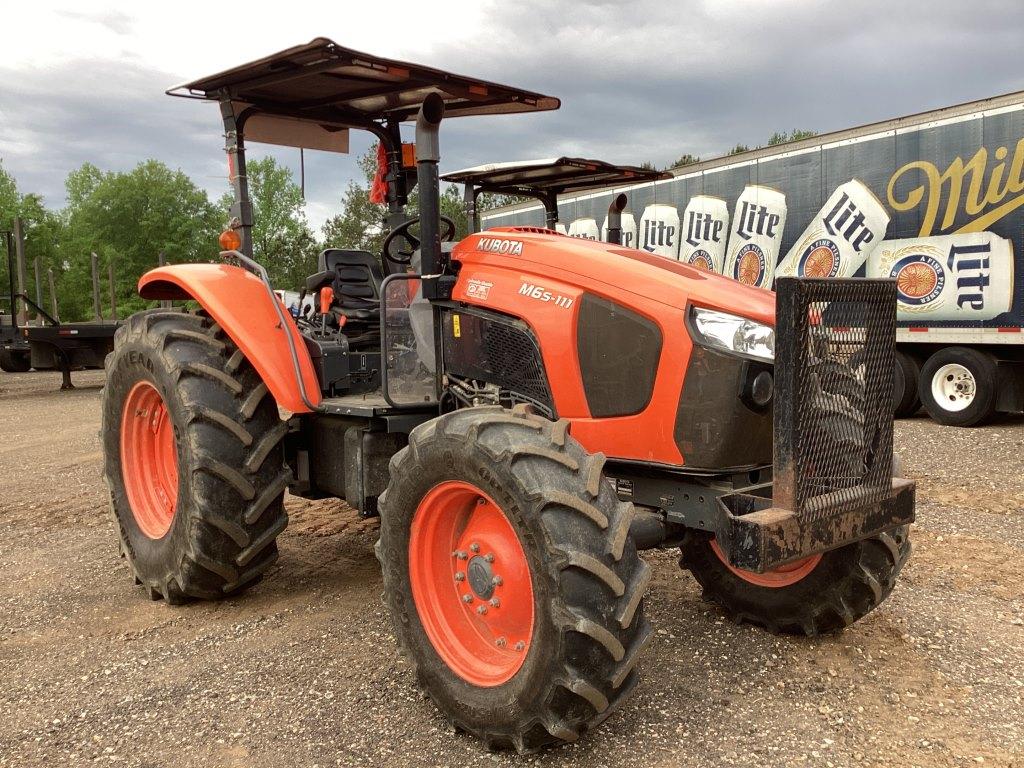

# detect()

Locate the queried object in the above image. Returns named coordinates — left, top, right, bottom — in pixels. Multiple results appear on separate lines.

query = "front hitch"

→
left=712, top=277, right=916, bottom=572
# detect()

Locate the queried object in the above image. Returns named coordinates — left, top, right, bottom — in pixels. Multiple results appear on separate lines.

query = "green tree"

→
left=768, top=129, right=818, bottom=146
left=226, top=156, right=318, bottom=291
left=669, top=153, right=701, bottom=169
left=728, top=144, right=750, bottom=156
left=63, top=160, right=221, bottom=319
left=321, top=146, right=473, bottom=259
left=0, top=160, right=18, bottom=227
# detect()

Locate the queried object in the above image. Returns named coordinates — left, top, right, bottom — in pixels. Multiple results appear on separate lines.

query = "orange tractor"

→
left=102, top=39, right=915, bottom=752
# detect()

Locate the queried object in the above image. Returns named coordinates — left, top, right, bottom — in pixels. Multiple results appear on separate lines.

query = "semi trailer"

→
left=482, top=90, right=1024, bottom=427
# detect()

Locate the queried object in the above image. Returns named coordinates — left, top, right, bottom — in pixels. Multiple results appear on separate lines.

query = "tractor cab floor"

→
left=319, top=391, right=435, bottom=418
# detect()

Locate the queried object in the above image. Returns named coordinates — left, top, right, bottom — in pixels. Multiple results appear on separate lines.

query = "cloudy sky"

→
left=3, top=0, right=1024, bottom=231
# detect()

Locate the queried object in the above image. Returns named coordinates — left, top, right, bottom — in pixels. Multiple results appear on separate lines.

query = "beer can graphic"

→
left=638, top=204, right=681, bottom=259
left=567, top=218, right=599, bottom=240
left=679, top=195, right=729, bottom=273
left=867, top=232, right=1014, bottom=321
left=724, top=185, right=787, bottom=288
left=601, top=212, right=638, bottom=248
left=777, top=179, right=890, bottom=281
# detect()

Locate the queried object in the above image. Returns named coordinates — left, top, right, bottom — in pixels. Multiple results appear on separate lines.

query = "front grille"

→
left=441, top=309, right=554, bottom=410
left=774, top=278, right=896, bottom=519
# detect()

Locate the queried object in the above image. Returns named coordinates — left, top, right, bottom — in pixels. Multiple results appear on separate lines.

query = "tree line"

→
left=1, top=128, right=816, bottom=323
left=0, top=148, right=486, bottom=323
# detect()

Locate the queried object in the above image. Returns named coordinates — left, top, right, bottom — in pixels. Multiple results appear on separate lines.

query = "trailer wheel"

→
left=680, top=525, right=911, bottom=635
left=378, top=406, right=652, bottom=753
left=893, top=350, right=921, bottom=418
left=919, top=346, right=997, bottom=427
left=102, top=310, right=290, bottom=604
left=0, top=349, right=31, bottom=373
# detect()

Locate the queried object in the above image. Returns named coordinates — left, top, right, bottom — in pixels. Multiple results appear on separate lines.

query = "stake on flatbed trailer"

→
left=34, top=256, right=44, bottom=327
left=47, top=268, right=59, bottom=323
left=157, top=252, right=171, bottom=310
left=13, top=219, right=26, bottom=327
left=108, top=261, right=118, bottom=322
left=90, top=253, right=101, bottom=321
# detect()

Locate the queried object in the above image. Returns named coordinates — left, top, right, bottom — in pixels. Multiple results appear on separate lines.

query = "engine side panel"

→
left=451, top=258, right=688, bottom=466
left=450, top=230, right=778, bottom=468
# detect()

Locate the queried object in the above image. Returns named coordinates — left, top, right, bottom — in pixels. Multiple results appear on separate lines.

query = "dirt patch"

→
left=0, top=371, right=1021, bottom=767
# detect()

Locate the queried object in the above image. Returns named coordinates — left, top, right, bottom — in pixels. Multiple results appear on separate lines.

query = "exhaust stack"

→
left=606, top=193, right=628, bottom=245
left=415, top=93, right=445, bottom=282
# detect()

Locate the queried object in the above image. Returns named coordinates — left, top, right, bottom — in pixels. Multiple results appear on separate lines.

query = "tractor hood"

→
left=453, top=227, right=776, bottom=326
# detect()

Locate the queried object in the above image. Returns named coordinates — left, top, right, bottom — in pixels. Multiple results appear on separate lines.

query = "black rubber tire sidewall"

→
left=379, top=433, right=565, bottom=727
left=0, top=349, right=31, bottom=373
left=103, top=333, right=195, bottom=582
left=893, top=350, right=921, bottom=418
left=682, top=526, right=911, bottom=635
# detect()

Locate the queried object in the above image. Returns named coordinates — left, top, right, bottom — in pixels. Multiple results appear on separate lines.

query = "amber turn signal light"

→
left=219, top=228, right=242, bottom=251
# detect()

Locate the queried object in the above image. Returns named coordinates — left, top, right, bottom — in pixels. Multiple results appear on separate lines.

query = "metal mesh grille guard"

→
left=773, top=278, right=897, bottom=519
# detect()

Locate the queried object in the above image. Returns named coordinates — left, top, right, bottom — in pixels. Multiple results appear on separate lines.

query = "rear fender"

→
left=139, top=264, right=321, bottom=413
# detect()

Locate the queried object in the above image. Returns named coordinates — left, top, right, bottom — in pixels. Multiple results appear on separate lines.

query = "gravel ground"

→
left=0, top=369, right=1021, bottom=768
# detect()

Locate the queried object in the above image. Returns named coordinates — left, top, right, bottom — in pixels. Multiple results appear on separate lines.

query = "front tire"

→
left=102, top=310, right=290, bottom=603
left=378, top=406, right=652, bottom=753
left=681, top=526, right=911, bottom=636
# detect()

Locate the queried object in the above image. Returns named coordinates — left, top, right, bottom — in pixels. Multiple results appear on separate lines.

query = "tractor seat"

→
left=306, top=249, right=383, bottom=313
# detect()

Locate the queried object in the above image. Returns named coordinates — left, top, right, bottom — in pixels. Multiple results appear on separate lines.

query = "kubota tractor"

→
left=102, top=39, right=915, bottom=753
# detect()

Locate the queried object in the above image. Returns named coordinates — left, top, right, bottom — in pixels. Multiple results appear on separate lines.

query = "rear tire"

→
left=102, top=309, right=290, bottom=603
left=893, top=350, right=921, bottom=417
left=378, top=406, right=652, bottom=753
left=0, top=349, right=31, bottom=372
left=919, top=346, right=997, bottom=427
left=681, top=526, right=911, bottom=636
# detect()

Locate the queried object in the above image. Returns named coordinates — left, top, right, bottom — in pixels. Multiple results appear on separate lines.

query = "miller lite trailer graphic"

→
left=679, top=195, right=729, bottom=272
left=638, top=204, right=681, bottom=259
left=567, top=218, right=600, bottom=240
left=776, top=180, right=889, bottom=280
left=867, top=233, right=1013, bottom=321
left=601, top=212, right=637, bottom=248
left=723, top=185, right=787, bottom=288
left=481, top=89, right=1024, bottom=424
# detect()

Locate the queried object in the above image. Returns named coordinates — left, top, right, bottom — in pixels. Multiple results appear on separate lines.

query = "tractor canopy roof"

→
left=442, top=158, right=671, bottom=197
left=167, top=38, right=560, bottom=153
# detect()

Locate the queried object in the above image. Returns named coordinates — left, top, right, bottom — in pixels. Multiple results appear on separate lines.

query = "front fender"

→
left=139, top=264, right=321, bottom=413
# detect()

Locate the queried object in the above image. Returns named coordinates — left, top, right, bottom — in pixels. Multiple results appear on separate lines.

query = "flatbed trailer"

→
left=2, top=227, right=120, bottom=387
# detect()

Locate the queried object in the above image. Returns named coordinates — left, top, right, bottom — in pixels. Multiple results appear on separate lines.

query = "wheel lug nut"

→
left=489, top=598, right=500, bottom=608
left=495, top=637, right=507, bottom=648
left=462, top=594, right=473, bottom=603
left=514, top=641, right=525, bottom=651
left=491, top=576, right=503, bottom=587
left=453, top=550, right=467, bottom=560
left=484, top=553, right=495, bottom=563
left=477, top=605, right=488, bottom=615
left=454, top=572, right=465, bottom=582
left=469, top=542, right=480, bottom=553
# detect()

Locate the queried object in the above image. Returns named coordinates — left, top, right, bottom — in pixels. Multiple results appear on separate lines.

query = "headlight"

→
left=689, top=306, right=775, bottom=362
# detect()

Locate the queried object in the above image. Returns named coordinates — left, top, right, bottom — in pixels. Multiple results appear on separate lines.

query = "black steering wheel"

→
left=382, top=216, right=457, bottom=267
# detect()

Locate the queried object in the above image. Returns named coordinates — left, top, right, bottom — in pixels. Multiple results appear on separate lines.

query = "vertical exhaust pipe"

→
left=415, top=93, right=445, bottom=279
left=606, top=193, right=628, bottom=245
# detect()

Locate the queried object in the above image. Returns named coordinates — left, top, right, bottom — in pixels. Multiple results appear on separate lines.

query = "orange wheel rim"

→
left=709, top=538, right=821, bottom=588
left=120, top=381, right=178, bottom=539
left=408, top=481, right=534, bottom=687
